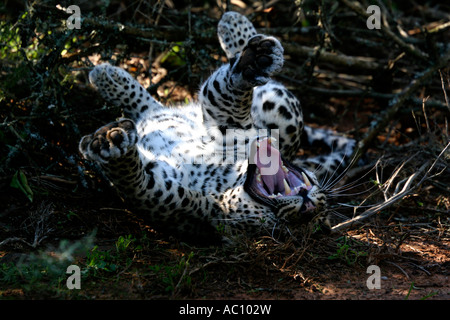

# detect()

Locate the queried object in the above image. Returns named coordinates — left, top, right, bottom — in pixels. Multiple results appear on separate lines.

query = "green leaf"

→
left=10, top=170, right=33, bottom=202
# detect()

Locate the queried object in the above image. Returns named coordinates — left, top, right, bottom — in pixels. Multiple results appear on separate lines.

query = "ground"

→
left=1, top=178, right=448, bottom=300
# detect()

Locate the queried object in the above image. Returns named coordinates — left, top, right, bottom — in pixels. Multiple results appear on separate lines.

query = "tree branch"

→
left=283, top=42, right=381, bottom=71
left=338, top=0, right=429, bottom=61
left=331, top=141, right=450, bottom=233
left=33, top=3, right=216, bottom=44
left=351, top=53, right=450, bottom=165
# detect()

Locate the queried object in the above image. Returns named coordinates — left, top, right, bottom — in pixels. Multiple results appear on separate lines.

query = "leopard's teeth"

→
left=301, top=172, right=312, bottom=188
left=269, top=193, right=283, bottom=198
left=282, top=165, right=289, bottom=174
left=283, top=179, right=291, bottom=195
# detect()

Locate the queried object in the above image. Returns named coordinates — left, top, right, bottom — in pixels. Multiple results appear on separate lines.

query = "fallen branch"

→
left=352, top=53, right=450, bottom=165
left=277, top=75, right=450, bottom=111
left=34, top=3, right=216, bottom=44
left=37, top=2, right=383, bottom=73
left=338, top=0, right=429, bottom=61
left=0, top=237, right=34, bottom=248
left=331, top=141, right=450, bottom=233
left=283, top=42, right=381, bottom=71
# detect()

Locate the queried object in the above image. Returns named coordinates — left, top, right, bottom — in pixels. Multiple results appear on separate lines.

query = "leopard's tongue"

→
left=254, top=139, right=285, bottom=195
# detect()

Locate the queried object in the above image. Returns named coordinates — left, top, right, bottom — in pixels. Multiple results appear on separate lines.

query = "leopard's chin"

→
left=244, top=137, right=317, bottom=212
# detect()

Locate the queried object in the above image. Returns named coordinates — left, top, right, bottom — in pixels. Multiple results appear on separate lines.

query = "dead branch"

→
left=439, top=70, right=450, bottom=112
left=331, top=141, right=450, bottom=233
left=283, top=42, right=381, bottom=71
left=277, top=75, right=450, bottom=111
left=338, top=0, right=429, bottom=61
left=0, top=237, right=34, bottom=249
left=36, top=2, right=382, bottom=74
left=352, top=53, right=450, bottom=165
left=34, top=3, right=216, bottom=44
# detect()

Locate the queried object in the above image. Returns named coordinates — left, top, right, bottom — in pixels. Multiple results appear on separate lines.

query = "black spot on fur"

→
left=181, top=198, right=190, bottom=207
left=178, top=187, right=184, bottom=198
left=207, top=91, right=218, bottom=107
left=278, top=105, right=293, bottom=120
left=164, top=194, right=174, bottom=204
left=213, top=80, right=221, bottom=92
left=262, top=101, right=275, bottom=111
left=146, top=174, right=155, bottom=189
left=275, top=88, right=284, bottom=97
left=286, top=125, right=297, bottom=134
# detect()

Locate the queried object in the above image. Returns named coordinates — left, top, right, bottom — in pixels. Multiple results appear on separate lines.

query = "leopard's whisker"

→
left=323, top=209, right=351, bottom=221
left=326, top=180, right=376, bottom=195
left=321, top=147, right=362, bottom=191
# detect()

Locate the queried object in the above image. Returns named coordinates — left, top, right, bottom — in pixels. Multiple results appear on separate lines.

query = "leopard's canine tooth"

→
left=301, top=172, right=311, bottom=187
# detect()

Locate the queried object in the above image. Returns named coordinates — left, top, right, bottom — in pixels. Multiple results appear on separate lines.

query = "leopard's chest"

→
left=133, top=103, right=251, bottom=195
left=135, top=104, right=207, bottom=160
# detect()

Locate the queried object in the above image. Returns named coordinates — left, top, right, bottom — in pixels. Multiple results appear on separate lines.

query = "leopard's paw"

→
left=79, top=119, right=137, bottom=163
left=218, top=11, right=257, bottom=59
left=232, top=35, right=284, bottom=86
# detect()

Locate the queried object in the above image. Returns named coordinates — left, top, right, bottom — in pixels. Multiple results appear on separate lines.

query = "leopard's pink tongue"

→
left=254, top=139, right=284, bottom=194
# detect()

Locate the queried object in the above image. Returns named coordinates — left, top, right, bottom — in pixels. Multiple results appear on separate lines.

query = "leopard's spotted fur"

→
left=79, top=12, right=355, bottom=242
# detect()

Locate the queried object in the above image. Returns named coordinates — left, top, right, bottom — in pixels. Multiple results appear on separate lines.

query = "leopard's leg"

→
left=199, top=34, right=284, bottom=131
left=217, top=12, right=357, bottom=178
left=79, top=119, right=148, bottom=209
left=89, top=63, right=163, bottom=122
left=201, top=11, right=280, bottom=131
left=250, top=80, right=356, bottom=177
left=216, top=12, right=303, bottom=159
left=217, top=11, right=257, bottom=59
left=79, top=119, right=228, bottom=241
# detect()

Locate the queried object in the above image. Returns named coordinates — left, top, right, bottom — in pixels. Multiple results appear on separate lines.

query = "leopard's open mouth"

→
left=244, top=137, right=316, bottom=212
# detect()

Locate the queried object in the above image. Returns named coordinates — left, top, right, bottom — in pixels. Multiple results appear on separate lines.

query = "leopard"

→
left=79, top=11, right=356, bottom=242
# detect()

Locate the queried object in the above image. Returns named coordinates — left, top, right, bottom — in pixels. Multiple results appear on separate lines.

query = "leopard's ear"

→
left=218, top=11, right=257, bottom=59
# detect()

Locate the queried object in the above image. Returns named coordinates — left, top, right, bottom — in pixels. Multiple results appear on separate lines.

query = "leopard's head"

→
left=244, top=137, right=326, bottom=226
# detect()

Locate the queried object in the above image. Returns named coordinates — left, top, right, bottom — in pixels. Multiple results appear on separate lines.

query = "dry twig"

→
left=352, top=54, right=450, bottom=165
left=331, top=141, right=450, bottom=233
left=338, top=0, right=429, bottom=61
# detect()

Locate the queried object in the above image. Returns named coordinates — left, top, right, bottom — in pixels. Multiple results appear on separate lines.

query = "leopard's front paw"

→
left=232, top=35, right=284, bottom=86
left=79, top=119, right=137, bottom=163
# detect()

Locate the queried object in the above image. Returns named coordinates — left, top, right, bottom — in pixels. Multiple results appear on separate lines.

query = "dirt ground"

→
left=1, top=183, right=448, bottom=300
